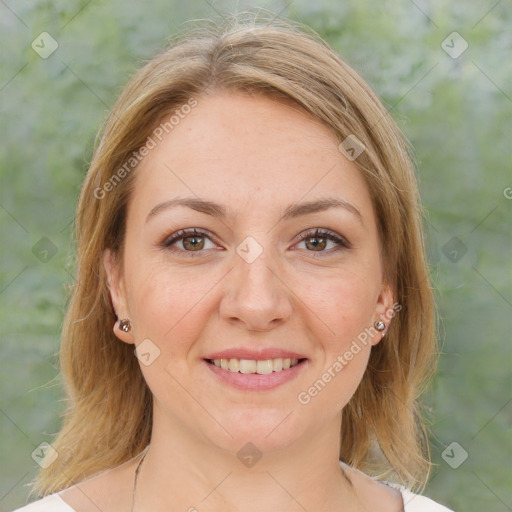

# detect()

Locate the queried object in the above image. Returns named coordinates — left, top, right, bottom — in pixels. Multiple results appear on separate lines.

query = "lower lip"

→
left=204, top=359, right=308, bottom=391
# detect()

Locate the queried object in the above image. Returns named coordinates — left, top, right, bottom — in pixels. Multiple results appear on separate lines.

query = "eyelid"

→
left=296, top=228, right=352, bottom=250
left=161, top=228, right=219, bottom=252
left=161, top=227, right=352, bottom=255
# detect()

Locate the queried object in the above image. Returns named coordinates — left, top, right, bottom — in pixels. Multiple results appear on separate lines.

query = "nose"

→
left=219, top=245, right=293, bottom=332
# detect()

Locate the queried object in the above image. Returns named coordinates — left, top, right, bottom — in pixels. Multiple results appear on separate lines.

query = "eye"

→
left=295, top=228, right=351, bottom=255
left=162, top=228, right=218, bottom=256
left=161, top=227, right=351, bottom=257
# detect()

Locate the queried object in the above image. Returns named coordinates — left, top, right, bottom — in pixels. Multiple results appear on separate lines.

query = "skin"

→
left=60, top=92, right=402, bottom=511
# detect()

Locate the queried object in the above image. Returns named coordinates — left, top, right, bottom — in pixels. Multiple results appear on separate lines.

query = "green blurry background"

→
left=1, top=1, right=511, bottom=511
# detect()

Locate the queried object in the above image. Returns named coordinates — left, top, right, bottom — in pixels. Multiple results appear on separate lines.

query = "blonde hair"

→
left=34, top=13, right=438, bottom=496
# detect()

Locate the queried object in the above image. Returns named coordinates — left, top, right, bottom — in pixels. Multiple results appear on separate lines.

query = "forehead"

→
left=130, top=92, right=374, bottom=223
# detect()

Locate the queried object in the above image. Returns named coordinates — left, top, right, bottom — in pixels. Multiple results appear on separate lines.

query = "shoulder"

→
left=53, top=458, right=137, bottom=512
left=385, top=483, right=455, bottom=512
left=12, top=457, right=138, bottom=512
left=339, top=461, right=454, bottom=512
left=401, top=489, right=455, bottom=512
left=11, top=493, right=75, bottom=512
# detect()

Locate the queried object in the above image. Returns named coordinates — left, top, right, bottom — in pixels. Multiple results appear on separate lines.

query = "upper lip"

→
left=204, top=348, right=308, bottom=361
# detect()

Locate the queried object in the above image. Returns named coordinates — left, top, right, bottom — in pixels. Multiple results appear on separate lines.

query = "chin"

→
left=207, top=406, right=306, bottom=456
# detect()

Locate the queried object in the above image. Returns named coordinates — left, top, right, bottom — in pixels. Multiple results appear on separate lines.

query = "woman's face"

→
left=105, top=92, right=393, bottom=457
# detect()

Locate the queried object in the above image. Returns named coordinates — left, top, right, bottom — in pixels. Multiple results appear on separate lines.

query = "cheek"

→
left=127, top=255, right=380, bottom=350
left=302, top=265, right=380, bottom=343
left=126, top=267, right=217, bottom=405
left=294, top=266, right=379, bottom=409
left=127, top=264, right=220, bottom=356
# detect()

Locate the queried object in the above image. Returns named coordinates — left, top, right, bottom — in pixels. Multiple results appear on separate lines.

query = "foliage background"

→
left=1, top=1, right=510, bottom=511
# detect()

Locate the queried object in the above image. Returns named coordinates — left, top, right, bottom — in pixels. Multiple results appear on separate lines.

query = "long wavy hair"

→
left=33, top=13, right=438, bottom=496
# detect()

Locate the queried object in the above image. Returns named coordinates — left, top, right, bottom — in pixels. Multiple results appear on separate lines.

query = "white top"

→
left=11, top=484, right=454, bottom=511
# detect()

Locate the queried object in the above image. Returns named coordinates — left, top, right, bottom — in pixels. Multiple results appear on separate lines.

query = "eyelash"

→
left=161, top=228, right=351, bottom=257
left=297, top=228, right=352, bottom=253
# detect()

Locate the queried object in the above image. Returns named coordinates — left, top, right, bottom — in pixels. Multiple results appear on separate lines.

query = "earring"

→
left=374, top=321, right=386, bottom=332
left=119, top=319, right=131, bottom=333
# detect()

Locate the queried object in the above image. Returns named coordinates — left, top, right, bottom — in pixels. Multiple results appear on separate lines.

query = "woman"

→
left=14, top=15, right=454, bottom=512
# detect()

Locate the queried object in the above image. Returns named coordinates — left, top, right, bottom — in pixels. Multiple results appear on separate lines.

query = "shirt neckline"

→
left=54, top=468, right=411, bottom=512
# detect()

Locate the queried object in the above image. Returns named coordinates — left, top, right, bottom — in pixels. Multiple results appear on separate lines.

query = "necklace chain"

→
left=131, top=449, right=148, bottom=512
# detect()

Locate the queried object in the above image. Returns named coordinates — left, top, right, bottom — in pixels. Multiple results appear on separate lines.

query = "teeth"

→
left=256, top=359, right=273, bottom=374
left=239, top=359, right=256, bottom=373
left=210, top=357, right=302, bottom=374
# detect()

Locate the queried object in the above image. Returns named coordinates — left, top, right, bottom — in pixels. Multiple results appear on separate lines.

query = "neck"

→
left=132, top=404, right=361, bottom=512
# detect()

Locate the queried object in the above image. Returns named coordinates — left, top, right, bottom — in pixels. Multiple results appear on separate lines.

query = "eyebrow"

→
left=146, top=197, right=363, bottom=223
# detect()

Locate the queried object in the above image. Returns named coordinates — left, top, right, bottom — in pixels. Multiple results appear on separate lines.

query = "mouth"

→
left=203, top=356, right=308, bottom=391
left=205, top=357, right=307, bottom=374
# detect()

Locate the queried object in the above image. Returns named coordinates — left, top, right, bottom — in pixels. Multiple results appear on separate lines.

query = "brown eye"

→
left=181, top=235, right=205, bottom=251
left=304, top=236, right=328, bottom=251
left=162, top=228, right=217, bottom=256
left=297, top=229, right=351, bottom=254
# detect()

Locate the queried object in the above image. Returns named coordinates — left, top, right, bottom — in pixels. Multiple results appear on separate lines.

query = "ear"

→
left=370, top=282, right=395, bottom=347
left=103, top=249, right=134, bottom=344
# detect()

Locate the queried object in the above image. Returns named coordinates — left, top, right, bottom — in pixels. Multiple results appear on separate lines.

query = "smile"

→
left=206, top=357, right=304, bottom=374
left=204, top=357, right=308, bottom=391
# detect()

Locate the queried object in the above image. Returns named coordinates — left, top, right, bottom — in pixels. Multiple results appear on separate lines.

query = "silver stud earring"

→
left=119, top=319, right=131, bottom=333
left=374, top=321, right=386, bottom=332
